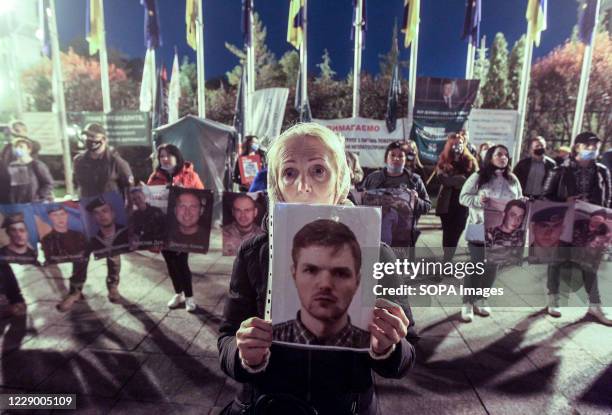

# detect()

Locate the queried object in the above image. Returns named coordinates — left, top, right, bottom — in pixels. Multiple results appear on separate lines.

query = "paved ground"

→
left=1, top=214, right=611, bottom=414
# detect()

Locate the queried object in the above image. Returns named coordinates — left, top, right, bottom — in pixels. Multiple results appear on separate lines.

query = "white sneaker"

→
left=474, top=299, right=491, bottom=317
left=588, top=304, right=612, bottom=326
left=461, top=304, right=474, bottom=323
left=167, top=293, right=185, bottom=309
left=185, top=297, right=197, bottom=313
left=546, top=294, right=561, bottom=318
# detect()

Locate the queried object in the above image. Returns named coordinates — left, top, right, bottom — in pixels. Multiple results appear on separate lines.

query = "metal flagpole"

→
left=300, top=0, right=308, bottom=115
left=98, top=0, right=112, bottom=113
left=515, top=20, right=534, bottom=163
left=246, top=0, right=255, bottom=134
left=352, top=0, right=363, bottom=118
left=571, top=0, right=601, bottom=145
left=48, top=0, right=74, bottom=195
left=465, top=41, right=475, bottom=79
left=196, top=0, right=206, bottom=118
left=407, top=22, right=419, bottom=127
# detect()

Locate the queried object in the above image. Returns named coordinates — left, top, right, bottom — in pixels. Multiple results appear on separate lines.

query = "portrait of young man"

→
left=85, top=195, right=130, bottom=258
left=0, top=213, right=37, bottom=264
left=166, top=188, right=213, bottom=253
left=129, top=187, right=166, bottom=247
left=222, top=193, right=265, bottom=256
left=40, top=204, right=88, bottom=263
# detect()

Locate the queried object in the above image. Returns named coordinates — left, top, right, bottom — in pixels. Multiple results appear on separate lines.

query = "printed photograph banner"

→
left=484, top=198, right=529, bottom=266
left=129, top=185, right=169, bottom=250
left=166, top=188, right=214, bottom=254
left=570, top=201, right=611, bottom=270
left=411, top=77, right=480, bottom=163
left=221, top=192, right=267, bottom=256
left=527, top=200, right=574, bottom=264
left=0, top=204, right=39, bottom=265
left=361, top=188, right=415, bottom=248
left=314, top=117, right=406, bottom=168
left=81, top=191, right=132, bottom=259
left=269, top=203, right=381, bottom=351
left=33, top=201, right=88, bottom=264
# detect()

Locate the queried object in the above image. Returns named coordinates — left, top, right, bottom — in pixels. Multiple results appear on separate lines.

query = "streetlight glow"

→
left=0, top=0, right=17, bottom=16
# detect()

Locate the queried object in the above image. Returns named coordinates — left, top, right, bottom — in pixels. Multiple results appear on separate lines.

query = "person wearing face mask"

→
left=476, top=142, right=492, bottom=170
left=435, top=133, right=478, bottom=262
left=233, top=135, right=266, bottom=192
left=57, top=123, right=134, bottom=312
left=513, top=136, right=556, bottom=199
left=542, top=131, right=611, bottom=325
left=399, top=140, right=425, bottom=180
left=147, top=143, right=204, bottom=312
left=6, top=137, right=54, bottom=204
left=218, top=123, right=416, bottom=415
left=459, top=145, right=522, bottom=322
left=363, top=141, right=431, bottom=247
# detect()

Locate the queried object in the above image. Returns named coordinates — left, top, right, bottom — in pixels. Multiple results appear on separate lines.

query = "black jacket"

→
left=218, top=234, right=416, bottom=415
left=512, top=156, right=556, bottom=195
left=542, top=159, right=611, bottom=208
left=7, top=159, right=54, bottom=203
left=73, top=148, right=133, bottom=198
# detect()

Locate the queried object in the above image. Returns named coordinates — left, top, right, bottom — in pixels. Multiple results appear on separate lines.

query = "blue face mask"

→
left=13, top=148, right=26, bottom=159
left=251, top=143, right=260, bottom=152
left=386, top=164, right=403, bottom=175
left=579, top=150, right=598, bottom=161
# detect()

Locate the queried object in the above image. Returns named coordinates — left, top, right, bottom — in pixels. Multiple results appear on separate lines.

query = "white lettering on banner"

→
left=314, top=117, right=406, bottom=168
left=468, top=109, right=518, bottom=155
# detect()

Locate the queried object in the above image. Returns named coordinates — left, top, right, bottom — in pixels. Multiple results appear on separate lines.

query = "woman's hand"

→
left=236, top=317, right=273, bottom=367
left=479, top=193, right=490, bottom=206
left=369, top=301, right=409, bottom=355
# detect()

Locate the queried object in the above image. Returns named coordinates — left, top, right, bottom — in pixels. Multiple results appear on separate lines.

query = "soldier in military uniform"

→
left=40, top=205, right=88, bottom=263
left=222, top=194, right=264, bottom=256
left=86, top=196, right=130, bottom=257
left=0, top=213, right=37, bottom=264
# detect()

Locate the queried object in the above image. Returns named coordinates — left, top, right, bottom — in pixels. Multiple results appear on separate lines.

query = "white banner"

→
left=468, top=109, right=519, bottom=159
left=251, top=88, right=288, bottom=144
left=22, top=112, right=62, bottom=156
left=314, top=117, right=407, bottom=168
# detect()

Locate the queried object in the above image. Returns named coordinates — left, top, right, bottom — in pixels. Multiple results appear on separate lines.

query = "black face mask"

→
left=86, top=140, right=103, bottom=152
left=533, top=148, right=545, bottom=156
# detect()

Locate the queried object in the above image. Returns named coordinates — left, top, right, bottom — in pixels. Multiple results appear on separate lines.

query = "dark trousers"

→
left=547, top=262, right=601, bottom=304
left=69, top=256, right=121, bottom=293
left=463, top=242, right=498, bottom=304
left=439, top=210, right=468, bottom=262
left=0, top=263, right=25, bottom=304
left=161, top=250, right=193, bottom=297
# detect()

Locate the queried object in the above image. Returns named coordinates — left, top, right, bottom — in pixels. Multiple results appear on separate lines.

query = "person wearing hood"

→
left=459, top=144, right=523, bottom=323
left=147, top=143, right=204, bottom=312
left=513, top=136, right=556, bottom=199
left=362, top=141, right=431, bottom=247
left=56, top=123, right=134, bottom=312
left=218, top=123, right=416, bottom=415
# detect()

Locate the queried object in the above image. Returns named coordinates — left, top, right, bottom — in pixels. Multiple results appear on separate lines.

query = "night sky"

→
left=55, top=0, right=579, bottom=81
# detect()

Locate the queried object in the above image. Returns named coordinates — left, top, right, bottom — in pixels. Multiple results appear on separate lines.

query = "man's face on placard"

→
left=132, top=191, right=147, bottom=211
left=49, top=209, right=69, bottom=233
left=175, top=193, right=202, bottom=230
left=232, top=196, right=258, bottom=229
left=503, top=206, right=526, bottom=232
left=7, top=223, right=28, bottom=247
left=92, top=204, right=115, bottom=228
left=292, top=244, right=360, bottom=324
left=533, top=217, right=564, bottom=247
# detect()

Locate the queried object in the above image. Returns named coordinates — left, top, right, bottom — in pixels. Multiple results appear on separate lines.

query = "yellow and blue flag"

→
left=402, top=0, right=420, bottom=48
left=186, top=0, right=198, bottom=50
left=461, top=0, right=481, bottom=47
left=287, top=0, right=304, bottom=49
left=526, top=0, right=547, bottom=46
left=86, top=0, right=103, bottom=55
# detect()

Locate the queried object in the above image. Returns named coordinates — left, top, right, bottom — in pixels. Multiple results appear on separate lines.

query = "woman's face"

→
left=159, top=149, right=177, bottom=169
left=491, top=147, right=509, bottom=169
left=277, top=135, right=337, bottom=205
left=386, top=148, right=406, bottom=170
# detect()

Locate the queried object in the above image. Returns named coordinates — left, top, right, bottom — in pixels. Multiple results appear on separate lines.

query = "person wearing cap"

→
left=0, top=213, right=37, bottom=263
left=542, top=131, right=611, bottom=324
left=5, top=135, right=53, bottom=204
left=529, top=206, right=567, bottom=248
left=57, top=123, right=133, bottom=312
left=513, top=136, right=556, bottom=198
left=40, top=205, right=88, bottom=264
left=85, top=196, right=130, bottom=255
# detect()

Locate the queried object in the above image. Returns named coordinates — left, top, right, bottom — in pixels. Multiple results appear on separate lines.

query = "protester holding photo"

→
left=148, top=143, right=204, bottom=312
left=459, top=144, right=522, bottom=322
left=435, top=132, right=478, bottom=262
left=57, top=123, right=133, bottom=312
left=542, top=131, right=611, bottom=324
left=218, top=123, right=415, bottom=415
left=233, top=135, right=266, bottom=192
left=363, top=141, right=431, bottom=247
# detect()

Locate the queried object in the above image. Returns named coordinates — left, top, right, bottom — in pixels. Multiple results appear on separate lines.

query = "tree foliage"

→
left=481, top=32, right=510, bottom=109
left=507, top=35, right=526, bottom=109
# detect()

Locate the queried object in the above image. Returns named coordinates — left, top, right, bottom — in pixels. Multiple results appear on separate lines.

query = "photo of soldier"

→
left=571, top=202, right=612, bottom=270
left=0, top=211, right=38, bottom=265
left=527, top=202, right=573, bottom=264
left=221, top=192, right=266, bottom=256
left=35, top=202, right=88, bottom=264
left=81, top=193, right=131, bottom=259
left=128, top=186, right=168, bottom=249
left=166, top=187, right=214, bottom=254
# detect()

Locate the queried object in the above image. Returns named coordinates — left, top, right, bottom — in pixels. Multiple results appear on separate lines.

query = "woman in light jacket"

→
left=459, top=144, right=522, bottom=322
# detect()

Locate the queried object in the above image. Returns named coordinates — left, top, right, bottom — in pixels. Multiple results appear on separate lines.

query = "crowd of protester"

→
left=0, top=118, right=610, bottom=413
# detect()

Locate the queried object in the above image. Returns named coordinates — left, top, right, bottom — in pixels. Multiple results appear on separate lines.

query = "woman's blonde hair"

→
left=267, top=122, right=351, bottom=205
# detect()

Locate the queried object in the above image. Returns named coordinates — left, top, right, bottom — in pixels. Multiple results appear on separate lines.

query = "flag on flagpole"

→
left=141, top=0, right=162, bottom=49
left=168, top=51, right=181, bottom=123
left=402, top=0, right=420, bottom=48
left=242, top=0, right=253, bottom=47
left=287, top=0, right=304, bottom=49
left=233, top=68, right=247, bottom=141
left=186, top=0, right=198, bottom=50
left=385, top=62, right=401, bottom=133
left=526, top=0, right=547, bottom=46
left=578, top=0, right=598, bottom=44
left=38, top=0, right=51, bottom=57
left=351, top=0, right=367, bottom=48
left=86, top=0, right=103, bottom=55
left=461, top=0, right=481, bottom=47
left=139, top=48, right=156, bottom=112
left=295, top=66, right=312, bottom=122
left=153, top=65, right=168, bottom=128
